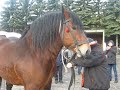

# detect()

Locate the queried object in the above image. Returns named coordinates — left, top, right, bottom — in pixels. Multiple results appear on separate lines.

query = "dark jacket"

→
left=71, top=44, right=110, bottom=89
left=106, top=46, right=117, bottom=64
left=56, top=52, right=63, bottom=66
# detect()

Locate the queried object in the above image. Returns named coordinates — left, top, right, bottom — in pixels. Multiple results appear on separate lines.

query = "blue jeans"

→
left=55, top=65, right=63, bottom=81
left=108, top=64, right=118, bottom=81
left=78, top=66, right=82, bottom=75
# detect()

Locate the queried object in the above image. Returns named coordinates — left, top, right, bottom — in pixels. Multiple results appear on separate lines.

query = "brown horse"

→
left=0, top=8, right=90, bottom=90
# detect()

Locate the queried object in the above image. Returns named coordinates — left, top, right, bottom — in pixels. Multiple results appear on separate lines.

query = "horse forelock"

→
left=21, top=11, right=83, bottom=50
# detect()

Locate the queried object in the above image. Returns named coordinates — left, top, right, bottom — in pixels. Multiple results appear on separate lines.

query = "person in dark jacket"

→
left=54, top=50, right=64, bottom=84
left=67, top=38, right=110, bottom=90
left=106, top=40, right=118, bottom=83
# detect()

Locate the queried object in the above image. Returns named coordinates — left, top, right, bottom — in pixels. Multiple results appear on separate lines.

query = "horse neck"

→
left=38, top=36, right=63, bottom=61
left=47, top=36, right=63, bottom=55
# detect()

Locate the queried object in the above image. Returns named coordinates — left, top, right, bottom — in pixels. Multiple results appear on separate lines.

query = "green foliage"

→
left=1, top=0, right=26, bottom=32
left=47, top=0, right=60, bottom=11
left=0, top=7, right=11, bottom=31
left=102, top=0, right=120, bottom=36
left=0, top=0, right=16, bottom=31
left=72, top=0, right=103, bottom=30
left=62, top=0, right=74, bottom=8
left=30, top=0, right=47, bottom=17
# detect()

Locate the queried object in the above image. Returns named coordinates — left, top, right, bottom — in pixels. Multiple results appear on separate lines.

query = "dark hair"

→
left=88, top=38, right=94, bottom=43
left=108, top=40, right=114, bottom=46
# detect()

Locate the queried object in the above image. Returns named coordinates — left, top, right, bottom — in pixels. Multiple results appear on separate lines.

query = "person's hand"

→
left=108, top=42, right=113, bottom=47
left=66, top=63, right=73, bottom=68
left=106, top=46, right=111, bottom=50
left=105, top=55, right=107, bottom=58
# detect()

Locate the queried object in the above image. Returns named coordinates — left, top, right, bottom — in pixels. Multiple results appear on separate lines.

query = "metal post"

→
left=116, top=34, right=118, bottom=47
left=103, top=30, right=105, bottom=51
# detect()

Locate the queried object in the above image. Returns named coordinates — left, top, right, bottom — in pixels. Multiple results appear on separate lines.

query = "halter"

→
left=59, top=17, right=89, bottom=60
left=63, top=18, right=88, bottom=50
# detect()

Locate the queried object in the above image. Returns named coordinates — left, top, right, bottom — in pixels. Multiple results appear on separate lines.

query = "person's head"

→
left=88, top=38, right=97, bottom=46
left=108, top=40, right=114, bottom=46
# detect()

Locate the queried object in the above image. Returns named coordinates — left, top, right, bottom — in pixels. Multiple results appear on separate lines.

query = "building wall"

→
left=85, top=30, right=105, bottom=50
left=87, top=34, right=103, bottom=45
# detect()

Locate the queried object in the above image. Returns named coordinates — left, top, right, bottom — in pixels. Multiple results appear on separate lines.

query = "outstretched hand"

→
left=106, top=46, right=111, bottom=50
left=66, top=63, right=73, bottom=68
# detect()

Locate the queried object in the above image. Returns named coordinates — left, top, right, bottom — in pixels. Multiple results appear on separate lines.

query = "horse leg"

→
left=44, top=79, right=52, bottom=90
left=0, top=77, right=2, bottom=88
left=6, top=82, right=13, bottom=90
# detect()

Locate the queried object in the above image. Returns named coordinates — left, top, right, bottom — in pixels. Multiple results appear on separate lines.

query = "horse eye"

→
left=72, top=26, right=76, bottom=30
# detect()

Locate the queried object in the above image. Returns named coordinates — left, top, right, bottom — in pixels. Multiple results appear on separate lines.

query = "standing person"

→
left=106, top=40, right=118, bottom=83
left=54, top=50, right=64, bottom=84
left=77, top=66, right=82, bottom=75
left=67, top=38, right=110, bottom=90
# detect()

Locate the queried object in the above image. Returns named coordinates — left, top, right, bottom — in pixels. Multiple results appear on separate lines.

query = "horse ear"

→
left=62, top=6, right=70, bottom=20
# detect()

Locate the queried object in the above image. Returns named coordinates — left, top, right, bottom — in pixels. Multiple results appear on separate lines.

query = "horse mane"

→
left=20, top=11, right=83, bottom=50
left=20, top=28, right=29, bottom=39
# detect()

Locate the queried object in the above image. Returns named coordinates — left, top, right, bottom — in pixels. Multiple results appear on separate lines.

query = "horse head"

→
left=60, top=7, right=91, bottom=57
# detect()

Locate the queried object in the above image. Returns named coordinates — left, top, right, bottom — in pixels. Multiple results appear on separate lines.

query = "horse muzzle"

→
left=75, top=44, right=91, bottom=57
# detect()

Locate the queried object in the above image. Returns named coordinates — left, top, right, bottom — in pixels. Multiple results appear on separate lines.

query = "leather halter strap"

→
left=63, top=18, right=88, bottom=49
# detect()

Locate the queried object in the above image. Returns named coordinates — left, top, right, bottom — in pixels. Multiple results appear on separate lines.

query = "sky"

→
left=0, top=0, right=8, bottom=12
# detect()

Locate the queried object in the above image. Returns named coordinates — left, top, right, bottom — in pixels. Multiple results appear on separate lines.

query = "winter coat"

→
left=71, top=44, right=110, bottom=90
left=106, top=46, right=117, bottom=64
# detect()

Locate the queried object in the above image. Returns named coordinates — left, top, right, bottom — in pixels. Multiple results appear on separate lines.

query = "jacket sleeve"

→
left=110, top=47, right=117, bottom=55
left=71, top=50, right=105, bottom=67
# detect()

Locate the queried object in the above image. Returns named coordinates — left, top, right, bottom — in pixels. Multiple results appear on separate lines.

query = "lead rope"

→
left=68, top=67, right=75, bottom=90
left=61, top=48, right=76, bottom=90
left=68, top=53, right=76, bottom=90
left=61, top=49, right=68, bottom=73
